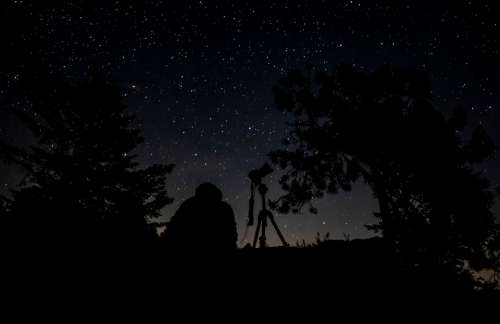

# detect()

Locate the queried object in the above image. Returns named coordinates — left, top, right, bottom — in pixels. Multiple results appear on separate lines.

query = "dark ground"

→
left=42, top=237, right=495, bottom=296
left=5, top=237, right=498, bottom=318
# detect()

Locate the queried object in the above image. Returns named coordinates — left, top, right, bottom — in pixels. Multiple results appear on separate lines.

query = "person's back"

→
left=208, top=200, right=237, bottom=250
left=164, top=183, right=237, bottom=251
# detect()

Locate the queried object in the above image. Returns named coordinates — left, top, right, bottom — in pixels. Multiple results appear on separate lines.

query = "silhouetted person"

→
left=164, top=182, right=237, bottom=251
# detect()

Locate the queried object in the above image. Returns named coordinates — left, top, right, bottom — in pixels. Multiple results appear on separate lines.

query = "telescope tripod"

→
left=248, top=183, right=288, bottom=248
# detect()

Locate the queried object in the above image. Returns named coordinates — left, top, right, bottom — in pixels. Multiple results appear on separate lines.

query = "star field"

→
left=1, top=0, right=499, bottom=245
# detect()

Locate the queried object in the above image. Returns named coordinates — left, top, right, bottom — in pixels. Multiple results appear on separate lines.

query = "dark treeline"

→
left=1, top=65, right=499, bottom=292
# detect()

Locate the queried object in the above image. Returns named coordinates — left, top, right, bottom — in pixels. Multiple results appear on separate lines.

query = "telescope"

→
left=248, top=163, right=274, bottom=186
left=247, top=163, right=288, bottom=248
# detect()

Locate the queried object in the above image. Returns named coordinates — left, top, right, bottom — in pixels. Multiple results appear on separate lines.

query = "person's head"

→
left=195, top=182, right=223, bottom=202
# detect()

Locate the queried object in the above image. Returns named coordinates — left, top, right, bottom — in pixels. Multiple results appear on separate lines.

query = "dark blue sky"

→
left=1, top=0, right=499, bottom=245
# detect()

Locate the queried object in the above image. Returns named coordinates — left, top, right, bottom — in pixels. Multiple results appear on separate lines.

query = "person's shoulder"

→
left=172, top=196, right=198, bottom=216
left=219, top=201, right=234, bottom=214
left=179, top=196, right=198, bottom=207
left=220, top=201, right=233, bottom=208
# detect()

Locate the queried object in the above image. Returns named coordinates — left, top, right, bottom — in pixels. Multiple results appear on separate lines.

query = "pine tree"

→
left=3, top=77, right=173, bottom=247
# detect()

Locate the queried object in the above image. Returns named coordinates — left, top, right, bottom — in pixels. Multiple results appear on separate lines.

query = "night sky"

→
left=1, top=0, right=499, bottom=246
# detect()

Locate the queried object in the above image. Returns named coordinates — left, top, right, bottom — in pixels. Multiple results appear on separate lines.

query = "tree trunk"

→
left=371, top=173, right=397, bottom=254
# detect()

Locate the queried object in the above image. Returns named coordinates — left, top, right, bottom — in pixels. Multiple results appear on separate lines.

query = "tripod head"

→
left=257, top=183, right=268, bottom=197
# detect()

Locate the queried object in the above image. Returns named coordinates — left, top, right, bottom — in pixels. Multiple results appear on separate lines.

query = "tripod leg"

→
left=268, top=213, right=289, bottom=247
left=252, top=215, right=262, bottom=248
left=259, top=214, right=267, bottom=248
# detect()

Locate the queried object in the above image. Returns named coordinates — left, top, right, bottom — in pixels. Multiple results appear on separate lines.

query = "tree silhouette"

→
left=269, top=64, right=497, bottom=270
left=2, top=77, right=174, bottom=246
